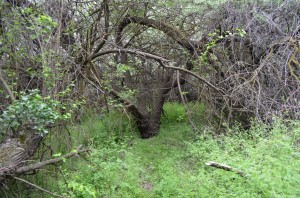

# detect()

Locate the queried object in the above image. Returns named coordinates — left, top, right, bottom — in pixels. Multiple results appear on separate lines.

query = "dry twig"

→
left=13, top=176, right=65, bottom=198
left=15, top=146, right=90, bottom=174
left=206, top=161, right=246, bottom=177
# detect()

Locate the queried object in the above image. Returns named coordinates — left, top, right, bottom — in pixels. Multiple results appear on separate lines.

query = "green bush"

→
left=0, top=90, right=68, bottom=138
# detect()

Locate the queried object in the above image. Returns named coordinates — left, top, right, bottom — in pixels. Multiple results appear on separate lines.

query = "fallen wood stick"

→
left=16, top=146, right=91, bottom=174
left=206, top=161, right=246, bottom=177
left=13, top=176, right=65, bottom=198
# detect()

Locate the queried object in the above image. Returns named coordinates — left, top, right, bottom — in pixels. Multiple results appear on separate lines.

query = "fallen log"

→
left=206, top=161, right=246, bottom=177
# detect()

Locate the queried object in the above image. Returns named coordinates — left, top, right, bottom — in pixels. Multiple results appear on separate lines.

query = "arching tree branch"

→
left=90, top=48, right=169, bottom=62
left=116, top=15, right=200, bottom=53
left=89, top=48, right=225, bottom=96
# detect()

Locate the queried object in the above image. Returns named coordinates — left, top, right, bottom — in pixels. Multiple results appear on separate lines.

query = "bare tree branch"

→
left=15, top=146, right=90, bottom=174
left=161, top=62, right=226, bottom=96
left=116, top=16, right=199, bottom=53
left=89, top=48, right=169, bottom=62
left=13, top=176, right=65, bottom=198
left=0, top=68, right=15, bottom=103
left=92, top=0, right=110, bottom=54
left=89, top=48, right=226, bottom=96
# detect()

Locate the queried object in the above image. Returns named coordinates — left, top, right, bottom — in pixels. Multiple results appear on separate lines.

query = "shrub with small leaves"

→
left=0, top=90, right=68, bottom=138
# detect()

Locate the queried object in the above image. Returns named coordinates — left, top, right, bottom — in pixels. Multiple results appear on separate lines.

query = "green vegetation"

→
left=185, top=119, right=300, bottom=197
left=9, top=103, right=299, bottom=197
left=1, top=0, right=299, bottom=197
left=0, top=90, right=68, bottom=138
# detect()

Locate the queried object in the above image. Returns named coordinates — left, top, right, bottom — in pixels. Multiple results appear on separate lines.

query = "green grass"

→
left=184, top=119, right=300, bottom=197
left=4, top=103, right=300, bottom=197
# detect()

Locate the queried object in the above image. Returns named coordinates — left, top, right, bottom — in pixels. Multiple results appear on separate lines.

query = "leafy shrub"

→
left=161, top=102, right=187, bottom=124
left=0, top=89, right=69, bottom=138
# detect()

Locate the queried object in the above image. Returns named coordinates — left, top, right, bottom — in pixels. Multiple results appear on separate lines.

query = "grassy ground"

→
left=59, top=103, right=200, bottom=197
left=4, top=103, right=300, bottom=197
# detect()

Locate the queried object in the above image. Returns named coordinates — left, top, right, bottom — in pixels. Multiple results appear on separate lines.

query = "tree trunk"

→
left=125, top=102, right=156, bottom=139
left=132, top=80, right=169, bottom=139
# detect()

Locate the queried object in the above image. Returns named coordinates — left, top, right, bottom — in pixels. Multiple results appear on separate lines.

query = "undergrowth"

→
left=4, top=103, right=300, bottom=197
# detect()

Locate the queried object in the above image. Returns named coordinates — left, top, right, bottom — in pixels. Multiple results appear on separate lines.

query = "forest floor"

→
left=127, top=121, right=196, bottom=196
left=6, top=103, right=300, bottom=197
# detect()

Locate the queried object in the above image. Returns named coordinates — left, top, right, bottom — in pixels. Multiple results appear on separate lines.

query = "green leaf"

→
left=52, top=153, right=62, bottom=157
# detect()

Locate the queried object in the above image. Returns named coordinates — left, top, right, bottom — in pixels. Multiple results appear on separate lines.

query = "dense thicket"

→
left=204, top=1, right=300, bottom=125
left=0, top=0, right=299, bottom=192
